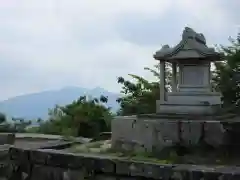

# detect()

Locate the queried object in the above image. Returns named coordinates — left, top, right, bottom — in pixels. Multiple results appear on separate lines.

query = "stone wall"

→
left=8, top=146, right=240, bottom=180
left=0, top=133, right=15, bottom=180
left=0, top=133, right=77, bottom=180
left=111, top=115, right=240, bottom=153
left=0, top=132, right=239, bottom=180
left=0, top=144, right=12, bottom=180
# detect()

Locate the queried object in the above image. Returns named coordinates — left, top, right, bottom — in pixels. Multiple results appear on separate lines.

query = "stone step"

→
left=137, top=113, right=238, bottom=121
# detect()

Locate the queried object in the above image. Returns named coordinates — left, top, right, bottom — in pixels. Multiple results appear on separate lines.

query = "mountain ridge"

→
left=0, top=86, right=120, bottom=120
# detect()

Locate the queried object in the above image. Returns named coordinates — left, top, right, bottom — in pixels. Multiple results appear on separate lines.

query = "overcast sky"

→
left=0, top=0, right=239, bottom=100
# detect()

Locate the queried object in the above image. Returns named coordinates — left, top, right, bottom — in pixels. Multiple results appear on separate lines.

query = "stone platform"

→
left=111, top=113, right=240, bottom=153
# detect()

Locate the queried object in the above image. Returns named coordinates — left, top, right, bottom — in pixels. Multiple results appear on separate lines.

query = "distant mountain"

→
left=0, top=87, right=121, bottom=120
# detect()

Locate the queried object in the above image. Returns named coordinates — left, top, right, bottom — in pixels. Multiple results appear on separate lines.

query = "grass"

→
left=66, top=140, right=240, bottom=165
left=68, top=141, right=182, bottom=164
left=70, top=140, right=110, bottom=153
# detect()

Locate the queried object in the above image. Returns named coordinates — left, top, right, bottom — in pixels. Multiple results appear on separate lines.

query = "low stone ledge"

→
left=9, top=147, right=240, bottom=180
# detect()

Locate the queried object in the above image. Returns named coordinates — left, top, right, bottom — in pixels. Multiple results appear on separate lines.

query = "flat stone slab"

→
left=15, top=133, right=64, bottom=139
left=13, top=133, right=91, bottom=150
left=14, top=139, right=74, bottom=150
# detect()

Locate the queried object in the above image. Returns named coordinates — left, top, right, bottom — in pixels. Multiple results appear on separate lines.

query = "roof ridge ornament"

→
left=182, top=27, right=206, bottom=45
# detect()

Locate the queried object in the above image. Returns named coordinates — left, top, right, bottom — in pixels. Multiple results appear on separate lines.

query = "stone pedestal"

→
left=157, top=91, right=222, bottom=114
left=111, top=114, right=237, bottom=153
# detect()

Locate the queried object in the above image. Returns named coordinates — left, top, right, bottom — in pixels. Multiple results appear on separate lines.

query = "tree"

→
left=0, top=114, right=32, bottom=133
left=0, top=113, right=6, bottom=124
left=117, top=63, right=172, bottom=115
left=33, top=95, right=113, bottom=137
left=213, top=33, right=240, bottom=106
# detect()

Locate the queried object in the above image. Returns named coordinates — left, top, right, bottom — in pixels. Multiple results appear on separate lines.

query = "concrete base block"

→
left=0, top=133, right=15, bottom=145
left=111, top=115, right=236, bottom=153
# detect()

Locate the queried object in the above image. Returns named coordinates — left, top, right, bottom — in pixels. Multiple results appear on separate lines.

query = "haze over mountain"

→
left=0, top=87, right=120, bottom=120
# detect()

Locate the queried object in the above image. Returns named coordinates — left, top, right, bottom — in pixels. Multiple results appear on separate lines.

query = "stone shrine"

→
left=154, top=27, right=223, bottom=114
left=111, top=27, right=238, bottom=153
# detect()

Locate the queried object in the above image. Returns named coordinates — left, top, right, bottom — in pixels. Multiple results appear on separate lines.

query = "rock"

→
left=204, top=121, right=226, bottom=148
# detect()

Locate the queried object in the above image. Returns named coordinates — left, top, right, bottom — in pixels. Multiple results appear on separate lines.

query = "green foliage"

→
left=11, top=118, right=32, bottom=132
left=117, top=63, right=172, bottom=115
left=0, top=113, right=6, bottom=124
left=31, top=95, right=113, bottom=137
left=0, top=114, right=32, bottom=133
left=213, top=34, right=240, bottom=106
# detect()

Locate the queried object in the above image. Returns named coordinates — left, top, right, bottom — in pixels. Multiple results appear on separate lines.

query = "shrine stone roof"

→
left=153, top=27, right=224, bottom=62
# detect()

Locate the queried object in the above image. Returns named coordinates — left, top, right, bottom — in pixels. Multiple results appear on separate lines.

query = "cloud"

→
left=0, top=0, right=239, bottom=100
